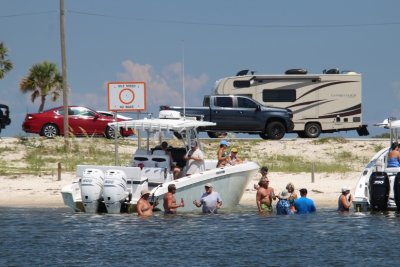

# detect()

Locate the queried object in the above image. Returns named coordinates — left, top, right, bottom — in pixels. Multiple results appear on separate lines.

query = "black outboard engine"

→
left=393, top=173, right=400, bottom=212
left=368, top=172, right=390, bottom=211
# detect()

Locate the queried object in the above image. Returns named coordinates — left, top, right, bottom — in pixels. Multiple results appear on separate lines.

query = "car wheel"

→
left=304, top=123, right=321, bottom=138
left=105, top=126, right=116, bottom=139
left=265, top=121, right=285, bottom=140
left=40, top=124, right=59, bottom=138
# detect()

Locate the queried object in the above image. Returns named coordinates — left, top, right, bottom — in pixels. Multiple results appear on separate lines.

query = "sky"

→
left=1, top=0, right=399, bottom=138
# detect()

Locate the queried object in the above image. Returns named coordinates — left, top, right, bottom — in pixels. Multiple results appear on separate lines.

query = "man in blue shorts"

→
left=294, top=188, right=316, bottom=214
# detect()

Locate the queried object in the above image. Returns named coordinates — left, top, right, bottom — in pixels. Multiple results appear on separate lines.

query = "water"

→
left=1, top=206, right=399, bottom=267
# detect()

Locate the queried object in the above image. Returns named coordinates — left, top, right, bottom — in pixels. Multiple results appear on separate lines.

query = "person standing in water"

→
left=338, top=186, right=353, bottom=212
left=294, top=188, right=316, bottom=214
left=256, top=177, right=276, bottom=213
left=163, top=184, right=184, bottom=214
left=193, top=183, right=222, bottom=214
left=136, top=189, right=158, bottom=217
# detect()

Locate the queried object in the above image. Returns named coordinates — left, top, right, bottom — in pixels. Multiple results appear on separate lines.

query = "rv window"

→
left=233, top=80, right=251, bottom=88
left=238, top=97, right=258, bottom=108
left=215, top=97, right=233, bottom=108
left=262, top=89, right=296, bottom=102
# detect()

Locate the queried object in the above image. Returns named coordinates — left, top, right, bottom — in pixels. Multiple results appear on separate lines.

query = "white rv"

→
left=213, top=69, right=369, bottom=138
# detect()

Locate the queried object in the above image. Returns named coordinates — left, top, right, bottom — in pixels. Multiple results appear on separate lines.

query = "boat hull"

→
left=151, top=161, right=259, bottom=212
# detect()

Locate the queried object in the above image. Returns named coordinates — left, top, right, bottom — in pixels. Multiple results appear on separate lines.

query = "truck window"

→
left=238, top=97, right=258, bottom=108
left=262, top=89, right=296, bottom=102
left=203, top=96, right=210, bottom=107
left=215, top=97, right=233, bottom=108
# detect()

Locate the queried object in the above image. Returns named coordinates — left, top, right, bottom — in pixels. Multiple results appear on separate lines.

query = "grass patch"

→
left=257, top=154, right=353, bottom=173
left=313, top=137, right=348, bottom=145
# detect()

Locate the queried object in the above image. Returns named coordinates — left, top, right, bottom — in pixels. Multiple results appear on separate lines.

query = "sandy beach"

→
left=0, top=137, right=387, bottom=209
left=0, top=171, right=360, bottom=208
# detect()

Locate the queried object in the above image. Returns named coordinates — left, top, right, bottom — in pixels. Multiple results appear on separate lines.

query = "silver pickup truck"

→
left=160, top=95, right=294, bottom=140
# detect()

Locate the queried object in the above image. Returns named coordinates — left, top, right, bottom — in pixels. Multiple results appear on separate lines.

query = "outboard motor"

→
left=103, top=170, right=128, bottom=214
left=80, top=169, right=105, bottom=213
left=368, top=172, right=390, bottom=211
left=393, top=173, right=400, bottom=212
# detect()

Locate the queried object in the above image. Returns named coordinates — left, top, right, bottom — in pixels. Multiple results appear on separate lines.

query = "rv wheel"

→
left=304, top=123, right=321, bottom=138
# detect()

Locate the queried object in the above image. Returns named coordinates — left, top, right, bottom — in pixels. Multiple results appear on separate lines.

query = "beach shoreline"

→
left=0, top=170, right=359, bottom=209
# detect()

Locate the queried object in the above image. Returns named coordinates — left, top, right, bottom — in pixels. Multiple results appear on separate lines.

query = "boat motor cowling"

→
left=80, top=168, right=105, bottom=213
left=368, top=172, right=390, bottom=211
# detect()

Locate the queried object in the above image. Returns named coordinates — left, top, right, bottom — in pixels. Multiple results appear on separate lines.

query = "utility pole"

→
left=60, top=0, right=69, bottom=149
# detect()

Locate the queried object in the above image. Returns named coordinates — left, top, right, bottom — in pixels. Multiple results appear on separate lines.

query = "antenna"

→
left=182, top=40, right=185, bottom=119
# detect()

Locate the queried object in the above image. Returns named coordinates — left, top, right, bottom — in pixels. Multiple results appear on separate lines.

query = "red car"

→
left=22, top=106, right=134, bottom=138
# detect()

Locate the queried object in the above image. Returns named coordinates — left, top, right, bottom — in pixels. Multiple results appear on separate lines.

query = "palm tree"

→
left=20, top=61, right=63, bottom=112
left=0, top=42, right=13, bottom=79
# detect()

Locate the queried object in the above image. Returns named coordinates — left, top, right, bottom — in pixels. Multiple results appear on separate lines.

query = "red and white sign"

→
left=107, top=82, right=146, bottom=112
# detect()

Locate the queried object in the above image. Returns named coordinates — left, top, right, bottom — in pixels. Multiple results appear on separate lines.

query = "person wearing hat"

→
left=276, top=190, right=293, bottom=215
left=193, top=183, right=222, bottom=214
left=136, top=189, right=158, bottom=216
left=227, top=147, right=242, bottom=166
left=338, top=186, right=353, bottom=212
left=184, top=140, right=205, bottom=176
left=294, top=188, right=316, bottom=214
left=216, top=140, right=229, bottom=167
left=163, top=184, right=184, bottom=214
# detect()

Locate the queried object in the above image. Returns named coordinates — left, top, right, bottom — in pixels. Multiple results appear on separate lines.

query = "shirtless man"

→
left=256, top=177, right=276, bottom=213
left=136, top=189, right=158, bottom=217
left=163, top=184, right=184, bottom=214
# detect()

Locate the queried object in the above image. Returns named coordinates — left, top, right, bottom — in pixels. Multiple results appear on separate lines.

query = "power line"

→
left=2, top=9, right=400, bottom=29
left=67, top=10, right=400, bottom=29
left=0, top=11, right=56, bottom=18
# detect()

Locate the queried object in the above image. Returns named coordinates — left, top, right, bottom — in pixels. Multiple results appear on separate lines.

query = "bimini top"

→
left=108, top=110, right=216, bottom=133
left=374, top=118, right=400, bottom=129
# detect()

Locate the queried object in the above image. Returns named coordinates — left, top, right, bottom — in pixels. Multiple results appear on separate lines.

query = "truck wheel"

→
left=297, top=132, right=307, bottom=138
left=259, top=133, right=268, bottom=140
left=40, top=123, right=59, bottom=138
left=304, top=123, right=321, bottom=138
left=265, top=121, right=285, bottom=140
left=207, top=132, right=227, bottom=138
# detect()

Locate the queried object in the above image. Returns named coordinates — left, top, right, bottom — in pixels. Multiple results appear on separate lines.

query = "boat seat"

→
left=132, top=155, right=153, bottom=167
left=151, top=155, right=170, bottom=168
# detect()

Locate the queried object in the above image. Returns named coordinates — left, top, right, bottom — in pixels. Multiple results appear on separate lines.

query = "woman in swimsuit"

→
left=387, top=142, right=400, bottom=167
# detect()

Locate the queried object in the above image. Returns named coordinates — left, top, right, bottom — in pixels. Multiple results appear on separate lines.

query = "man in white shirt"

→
left=193, top=183, right=222, bottom=213
left=184, top=140, right=205, bottom=176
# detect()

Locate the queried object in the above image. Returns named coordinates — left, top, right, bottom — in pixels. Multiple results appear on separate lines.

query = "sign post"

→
left=108, top=82, right=146, bottom=165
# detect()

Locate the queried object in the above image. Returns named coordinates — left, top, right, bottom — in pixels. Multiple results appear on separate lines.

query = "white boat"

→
left=61, top=110, right=259, bottom=213
left=353, top=118, right=400, bottom=212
